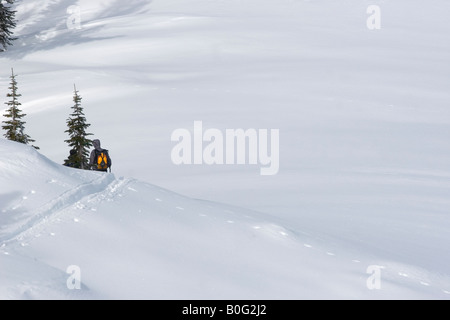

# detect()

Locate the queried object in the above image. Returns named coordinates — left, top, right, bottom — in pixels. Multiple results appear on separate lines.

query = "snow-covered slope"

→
left=1, top=139, right=449, bottom=299
left=1, top=0, right=450, bottom=299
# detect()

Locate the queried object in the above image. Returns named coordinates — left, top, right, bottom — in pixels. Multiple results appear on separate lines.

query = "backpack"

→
left=96, top=150, right=109, bottom=170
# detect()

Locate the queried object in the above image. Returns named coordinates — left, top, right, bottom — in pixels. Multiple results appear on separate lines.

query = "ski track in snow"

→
left=0, top=173, right=117, bottom=246
left=1, top=173, right=449, bottom=298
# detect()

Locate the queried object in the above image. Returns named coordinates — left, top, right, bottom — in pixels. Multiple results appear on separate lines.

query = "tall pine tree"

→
left=0, top=0, right=17, bottom=51
left=64, top=85, right=93, bottom=170
left=2, top=68, right=39, bottom=149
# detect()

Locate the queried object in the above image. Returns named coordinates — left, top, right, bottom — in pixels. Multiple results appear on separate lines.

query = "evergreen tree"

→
left=2, top=68, right=39, bottom=149
left=64, top=85, right=93, bottom=170
left=0, top=0, right=17, bottom=51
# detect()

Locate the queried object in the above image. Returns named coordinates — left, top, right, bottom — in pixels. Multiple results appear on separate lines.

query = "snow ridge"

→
left=0, top=140, right=449, bottom=299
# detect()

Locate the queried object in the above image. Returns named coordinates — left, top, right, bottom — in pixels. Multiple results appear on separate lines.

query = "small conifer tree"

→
left=0, top=0, right=17, bottom=51
left=2, top=68, right=39, bottom=149
left=64, top=85, right=93, bottom=170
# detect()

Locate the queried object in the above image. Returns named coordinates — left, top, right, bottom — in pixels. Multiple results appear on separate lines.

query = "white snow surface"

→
left=1, top=0, right=450, bottom=299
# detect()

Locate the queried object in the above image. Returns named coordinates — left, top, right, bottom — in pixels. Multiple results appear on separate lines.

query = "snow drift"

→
left=0, top=139, right=449, bottom=299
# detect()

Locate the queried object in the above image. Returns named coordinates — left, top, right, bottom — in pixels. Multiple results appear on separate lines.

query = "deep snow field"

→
left=0, top=0, right=449, bottom=300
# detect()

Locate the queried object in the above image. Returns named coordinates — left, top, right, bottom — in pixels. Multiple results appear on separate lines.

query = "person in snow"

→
left=90, top=139, right=112, bottom=172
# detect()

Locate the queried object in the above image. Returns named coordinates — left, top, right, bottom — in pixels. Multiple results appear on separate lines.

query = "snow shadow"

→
left=92, top=0, right=152, bottom=20
left=0, top=192, right=23, bottom=213
left=3, top=0, right=152, bottom=59
left=0, top=192, right=26, bottom=240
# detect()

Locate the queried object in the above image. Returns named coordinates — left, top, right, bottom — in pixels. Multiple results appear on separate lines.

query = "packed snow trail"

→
left=0, top=173, right=116, bottom=245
